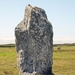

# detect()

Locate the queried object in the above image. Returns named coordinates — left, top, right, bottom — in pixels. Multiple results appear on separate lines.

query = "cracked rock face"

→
left=15, top=4, right=53, bottom=75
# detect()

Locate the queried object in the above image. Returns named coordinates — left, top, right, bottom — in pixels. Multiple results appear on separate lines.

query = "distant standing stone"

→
left=15, top=4, right=54, bottom=75
left=57, top=46, right=61, bottom=50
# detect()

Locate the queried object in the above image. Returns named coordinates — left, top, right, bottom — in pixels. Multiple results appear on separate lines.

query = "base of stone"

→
left=40, top=67, right=54, bottom=75
left=21, top=73, right=54, bottom=75
left=20, top=67, right=54, bottom=75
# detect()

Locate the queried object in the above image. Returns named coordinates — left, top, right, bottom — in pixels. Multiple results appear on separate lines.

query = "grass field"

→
left=0, top=47, right=19, bottom=75
left=53, top=45, right=75, bottom=75
left=0, top=45, right=75, bottom=75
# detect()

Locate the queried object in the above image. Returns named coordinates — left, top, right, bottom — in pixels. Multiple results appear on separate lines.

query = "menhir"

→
left=15, top=4, right=54, bottom=75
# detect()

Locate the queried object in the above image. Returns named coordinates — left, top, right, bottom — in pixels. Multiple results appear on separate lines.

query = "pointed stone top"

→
left=24, top=4, right=47, bottom=19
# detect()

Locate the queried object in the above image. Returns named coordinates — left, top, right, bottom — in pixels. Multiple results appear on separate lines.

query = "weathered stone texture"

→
left=15, top=4, right=53, bottom=75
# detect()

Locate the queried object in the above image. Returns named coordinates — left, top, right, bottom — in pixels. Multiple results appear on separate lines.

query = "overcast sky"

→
left=0, top=0, right=75, bottom=44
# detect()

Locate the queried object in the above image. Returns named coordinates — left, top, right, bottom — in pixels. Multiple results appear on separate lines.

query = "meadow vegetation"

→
left=0, top=44, right=75, bottom=75
left=53, top=44, right=75, bottom=75
left=0, top=47, right=19, bottom=75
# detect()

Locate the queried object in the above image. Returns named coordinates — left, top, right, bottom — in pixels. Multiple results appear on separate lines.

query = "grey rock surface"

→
left=15, top=4, right=53, bottom=75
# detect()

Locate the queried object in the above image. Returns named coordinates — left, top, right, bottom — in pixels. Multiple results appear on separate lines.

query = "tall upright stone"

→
left=15, top=4, right=54, bottom=75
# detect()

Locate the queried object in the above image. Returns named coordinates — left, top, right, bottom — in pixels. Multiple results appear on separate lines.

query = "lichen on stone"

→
left=15, top=4, right=53, bottom=75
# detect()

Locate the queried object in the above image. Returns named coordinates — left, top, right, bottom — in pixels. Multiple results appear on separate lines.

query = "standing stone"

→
left=15, top=4, right=54, bottom=75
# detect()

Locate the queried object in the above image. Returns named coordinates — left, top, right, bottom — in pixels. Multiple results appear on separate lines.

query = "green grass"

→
left=0, top=45, right=75, bottom=75
left=0, top=47, right=19, bottom=75
left=53, top=45, right=75, bottom=75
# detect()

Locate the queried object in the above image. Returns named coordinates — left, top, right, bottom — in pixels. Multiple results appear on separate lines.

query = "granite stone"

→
left=15, top=4, right=53, bottom=75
